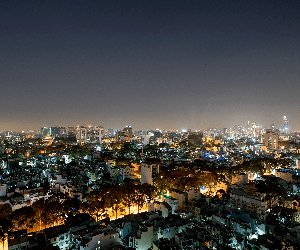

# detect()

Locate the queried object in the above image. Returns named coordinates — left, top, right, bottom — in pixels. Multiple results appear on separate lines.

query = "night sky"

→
left=1, top=0, right=300, bottom=132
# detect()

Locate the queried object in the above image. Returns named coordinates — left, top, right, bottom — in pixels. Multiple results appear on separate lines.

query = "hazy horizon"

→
left=0, top=115, right=293, bottom=134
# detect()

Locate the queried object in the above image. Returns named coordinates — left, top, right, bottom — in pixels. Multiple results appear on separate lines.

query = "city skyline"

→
left=0, top=116, right=293, bottom=134
left=0, top=116, right=294, bottom=133
left=1, top=0, right=300, bottom=132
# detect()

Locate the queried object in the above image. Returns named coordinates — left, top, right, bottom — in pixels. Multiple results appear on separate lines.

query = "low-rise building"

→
left=230, top=183, right=278, bottom=221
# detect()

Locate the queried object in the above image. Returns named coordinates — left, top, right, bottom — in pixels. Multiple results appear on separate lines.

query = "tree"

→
left=106, top=185, right=124, bottom=219
left=178, top=141, right=188, bottom=149
left=82, top=199, right=106, bottom=222
left=32, top=199, right=46, bottom=231
left=62, top=198, right=80, bottom=216
left=193, top=171, right=205, bottom=188
left=0, top=204, right=12, bottom=219
left=42, top=200, right=63, bottom=227
left=255, top=179, right=288, bottom=209
left=123, top=180, right=136, bottom=214
left=153, top=173, right=172, bottom=197
left=158, top=143, right=169, bottom=149
left=135, top=184, right=146, bottom=214
left=201, top=172, right=219, bottom=196
left=141, top=183, right=156, bottom=203
left=10, top=206, right=36, bottom=231
left=84, top=190, right=108, bottom=222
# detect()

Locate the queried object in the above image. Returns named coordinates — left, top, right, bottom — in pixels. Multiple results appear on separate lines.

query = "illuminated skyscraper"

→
left=283, top=116, right=289, bottom=132
left=251, top=122, right=258, bottom=138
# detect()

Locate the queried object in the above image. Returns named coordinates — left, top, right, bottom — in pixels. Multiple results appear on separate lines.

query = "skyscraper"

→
left=283, top=116, right=289, bottom=132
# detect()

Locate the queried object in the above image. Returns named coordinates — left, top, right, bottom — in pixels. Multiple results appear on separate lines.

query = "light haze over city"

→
left=1, top=0, right=299, bottom=132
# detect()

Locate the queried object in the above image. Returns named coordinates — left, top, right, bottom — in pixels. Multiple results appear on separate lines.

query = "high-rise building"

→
left=187, top=132, right=203, bottom=146
left=41, top=127, right=49, bottom=136
left=251, top=122, right=258, bottom=138
left=115, top=126, right=133, bottom=142
left=141, top=161, right=160, bottom=185
left=123, top=126, right=133, bottom=138
left=87, top=126, right=103, bottom=143
left=283, top=116, right=289, bottom=132
left=76, top=126, right=87, bottom=144
left=67, top=127, right=75, bottom=135
left=40, top=127, right=62, bottom=137
left=264, top=129, right=279, bottom=150
left=76, top=126, right=103, bottom=144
